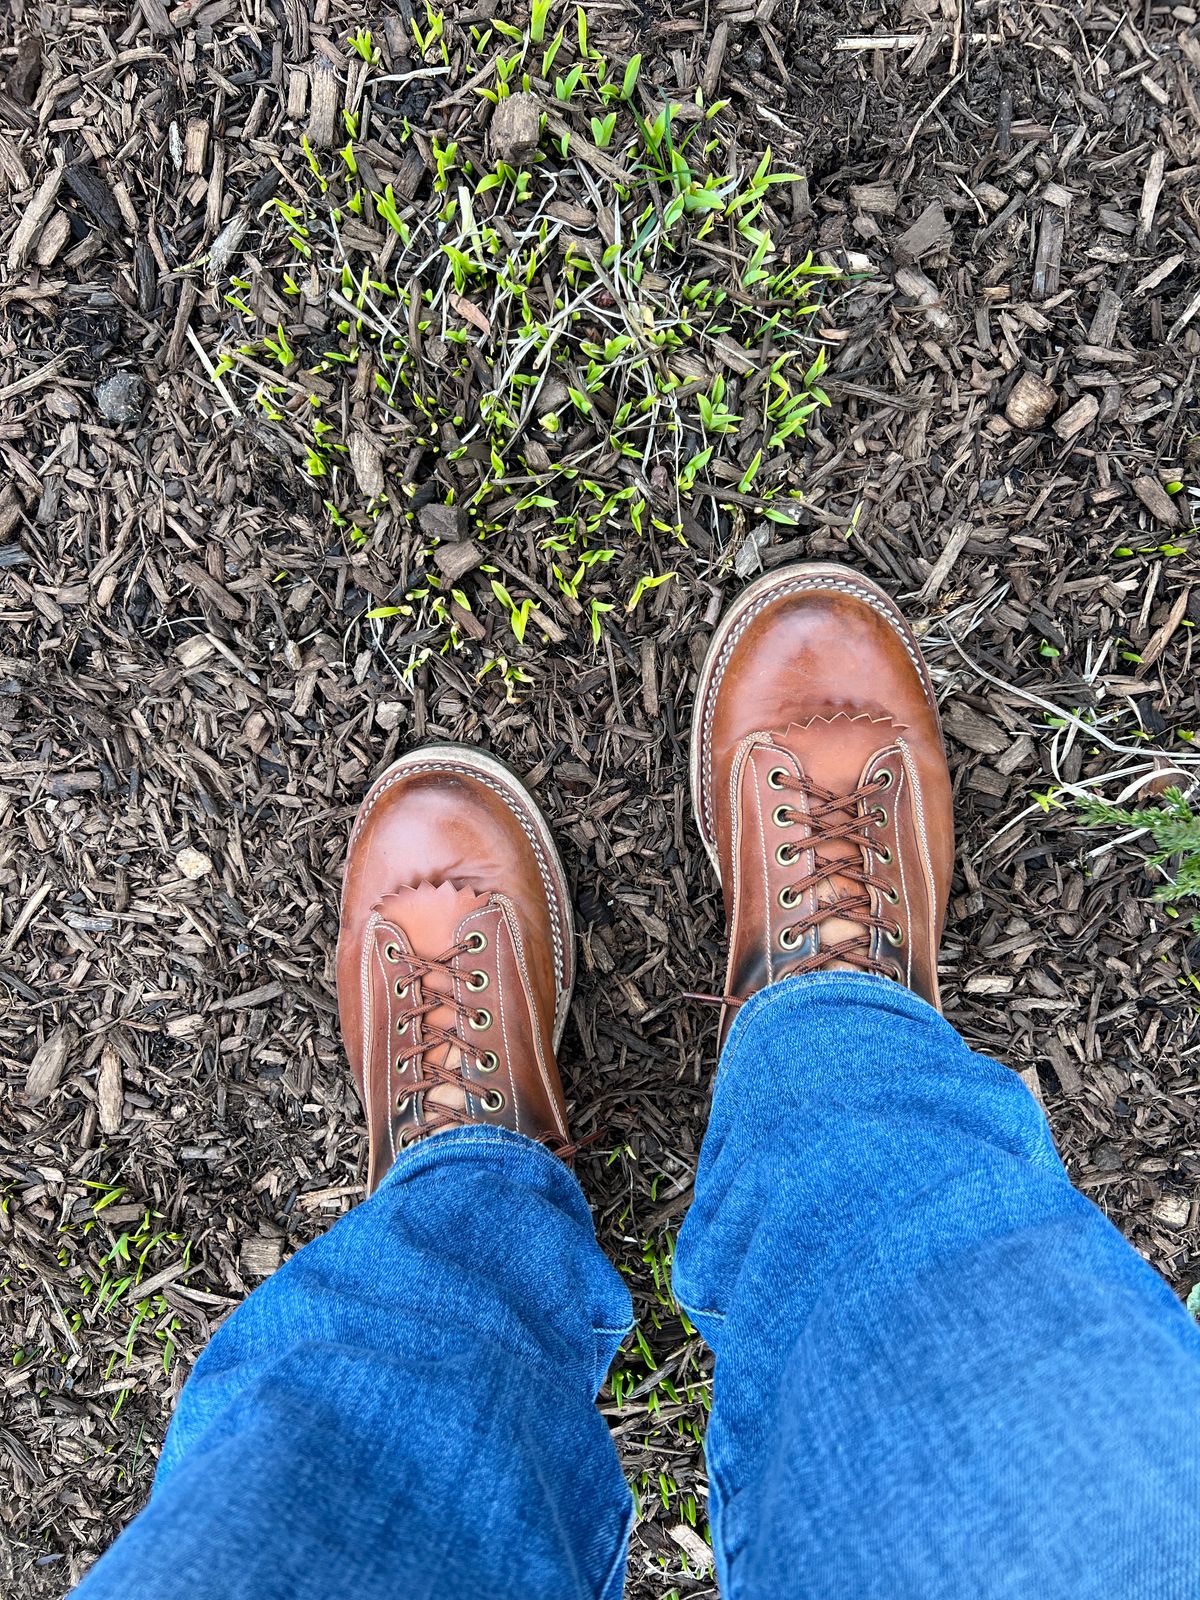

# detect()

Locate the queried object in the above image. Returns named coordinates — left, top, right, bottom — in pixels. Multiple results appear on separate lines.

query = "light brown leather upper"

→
left=693, top=566, right=954, bottom=1038
left=336, top=751, right=572, bottom=1192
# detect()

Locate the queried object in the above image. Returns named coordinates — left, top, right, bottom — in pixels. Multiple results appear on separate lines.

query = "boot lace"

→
left=383, top=936, right=580, bottom=1158
left=686, top=767, right=901, bottom=1014
left=768, top=766, right=902, bottom=978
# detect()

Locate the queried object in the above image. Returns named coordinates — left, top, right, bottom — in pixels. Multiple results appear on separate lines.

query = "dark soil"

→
left=2, top=0, right=1199, bottom=1595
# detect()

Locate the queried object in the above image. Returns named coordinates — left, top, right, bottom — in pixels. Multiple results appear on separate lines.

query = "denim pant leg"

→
left=673, top=973, right=1200, bottom=1600
left=73, top=1127, right=634, bottom=1600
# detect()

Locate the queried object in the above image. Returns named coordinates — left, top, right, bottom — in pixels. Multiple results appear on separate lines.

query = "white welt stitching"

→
left=699, top=576, right=927, bottom=842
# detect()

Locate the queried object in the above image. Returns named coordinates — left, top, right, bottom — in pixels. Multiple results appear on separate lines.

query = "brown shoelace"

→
left=687, top=769, right=901, bottom=1013
left=383, top=937, right=581, bottom=1158
left=769, top=768, right=902, bottom=978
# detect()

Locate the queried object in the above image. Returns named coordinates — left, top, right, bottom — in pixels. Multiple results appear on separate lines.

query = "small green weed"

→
left=1078, top=786, right=1200, bottom=926
left=205, top=4, right=846, bottom=683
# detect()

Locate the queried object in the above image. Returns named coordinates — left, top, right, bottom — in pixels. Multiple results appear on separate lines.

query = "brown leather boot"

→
left=337, top=745, right=575, bottom=1193
left=691, top=563, right=954, bottom=1042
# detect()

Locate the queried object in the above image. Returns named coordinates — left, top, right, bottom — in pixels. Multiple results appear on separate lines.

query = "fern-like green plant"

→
left=1079, top=786, right=1200, bottom=923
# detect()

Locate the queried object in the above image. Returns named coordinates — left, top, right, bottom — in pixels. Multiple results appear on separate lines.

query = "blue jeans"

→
left=75, top=975, right=1200, bottom=1599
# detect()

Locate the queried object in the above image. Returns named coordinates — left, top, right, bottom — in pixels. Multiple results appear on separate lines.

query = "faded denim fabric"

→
left=75, top=974, right=1200, bottom=1600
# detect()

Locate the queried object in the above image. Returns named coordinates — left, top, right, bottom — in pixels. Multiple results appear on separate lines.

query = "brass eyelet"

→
left=384, top=942, right=401, bottom=962
left=767, top=767, right=787, bottom=789
left=465, top=969, right=489, bottom=992
left=478, top=1051, right=499, bottom=1074
left=397, top=1128, right=415, bottom=1149
left=396, top=1016, right=409, bottom=1034
left=876, top=844, right=893, bottom=866
left=466, top=930, right=488, bottom=953
left=775, top=843, right=794, bottom=866
left=777, top=886, right=799, bottom=910
left=885, top=922, right=905, bottom=947
left=480, top=1087, right=505, bottom=1113
left=883, top=884, right=900, bottom=905
left=779, top=926, right=801, bottom=951
left=872, top=807, right=888, bottom=828
left=393, top=979, right=408, bottom=999
left=469, top=1007, right=492, bottom=1031
left=875, top=768, right=894, bottom=790
left=395, top=1092, right=411, bottom=1114
left=772, top=805, right=793, bottom=828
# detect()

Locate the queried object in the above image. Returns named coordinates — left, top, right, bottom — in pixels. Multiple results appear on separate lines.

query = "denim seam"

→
left=675, top=1298, right=726, bottom=1323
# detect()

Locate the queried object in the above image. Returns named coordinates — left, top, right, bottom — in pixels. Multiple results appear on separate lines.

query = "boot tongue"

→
left=770, top=713, right=903, bottom=966
left=375, top=882, right=492, bottom=1117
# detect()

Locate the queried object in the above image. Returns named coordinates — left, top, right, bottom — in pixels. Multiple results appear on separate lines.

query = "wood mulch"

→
left=2, top=0, right=1199, bottom=1595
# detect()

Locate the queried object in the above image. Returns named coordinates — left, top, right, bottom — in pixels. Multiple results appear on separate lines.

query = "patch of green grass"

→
left=206, top=4, right=847, bottom=683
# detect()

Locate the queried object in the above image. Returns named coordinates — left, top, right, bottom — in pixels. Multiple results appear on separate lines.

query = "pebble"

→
left=95, top=371, right=145, bottom=425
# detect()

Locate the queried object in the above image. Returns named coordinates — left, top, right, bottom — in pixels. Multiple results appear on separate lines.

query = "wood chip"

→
left=894, top=201, right=951, bottom=265
left=349, top=433, right=384, bottom=498
left=489, top=92, right=542, bottom=166
left=432, top=540, right=485, bottom=582
left=97, top=1044, right=124, bottom=1135
left=1052, top=393, right=1099, bottom=441
left=1132, top=475, right=1181, bottom=529
left=25, top=1023, right=77, bottom=1104
left=1136, top=584, right=1189, bottom=674
left=240, top=1235, right=284, bottom=1278
left=1005, top=372, right=1056, bottom=429
left=895, top=266, right=951, bottom=331
left=184, top=119, right=210, bottom=175
left=849, top=180, right=899, bottom=216
left=308, top=58, right=340, bottom=148
left=8, top=166, right=63, bottom=270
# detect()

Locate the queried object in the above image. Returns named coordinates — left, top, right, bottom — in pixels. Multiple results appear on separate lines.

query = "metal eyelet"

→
left=775, top=843, right=794, bottom=866
left=480, top=1087, right=505, bottom=1113
left=875, top=768, right=894, bottom=790
left=876, top=844, right=893, bottom=866
left=872, top=807, right=888, bottom=828
left=466, top=930, right=488, bottom=953
left=767, top=767, right=787, bottom=789
left=779, top=926, right=801, bottom=951
left=469, top=1007, right=492, bottom=1030
left=396, top=1016, right=409, bottom=1034
left=885, top=922, right=905, bottom=947
left=772, top=805, right=793, bottom=828
left=777, top=886, right=799, bottom=910
left=395, top=1092, right=411, bottom=1114
left=393, top=979, right=408, bottom=999
left=478, top=1051, right=499, bottom=1074
left=465, top=969, right=489, bottom=992
left=384, top=942, right=401, bottom=962
left=883, top=884, right=900, bottom=905
left=888, top=961, right=904, bottom=982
